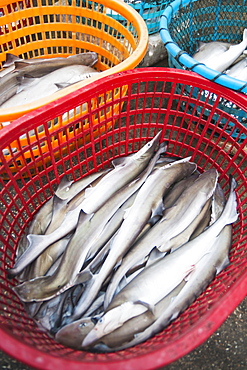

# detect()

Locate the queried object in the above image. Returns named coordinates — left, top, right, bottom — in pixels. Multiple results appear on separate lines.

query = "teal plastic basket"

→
left=159, top=0, right=247, bottom=142
left=109, top=1, right=171, bottom=35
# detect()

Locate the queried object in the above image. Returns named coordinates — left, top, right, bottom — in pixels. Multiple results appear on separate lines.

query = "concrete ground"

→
left=0, top=34, right=246, bottom=370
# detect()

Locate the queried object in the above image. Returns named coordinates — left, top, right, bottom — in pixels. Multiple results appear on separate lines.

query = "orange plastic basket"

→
left=0, top=0, right=148, bottom=164
left=0, top=68, right=247, bottom=369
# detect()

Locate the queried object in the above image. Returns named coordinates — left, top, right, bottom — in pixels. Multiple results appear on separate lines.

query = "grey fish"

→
left=2, top=52, right=98, bottom=73
left=8, top=170, right=110, bottom=278
left=193, top=29, right=247, bottom=72
left=103, top=169, right=218, bottom=308
left=80, top=131, right=163, bottom=214
left=193, top=41, right=233, bottom=64
left=162, top=173, right=200, bottom=209
left=226, top=56, right=247, bottom=81
left=82, top=177, right=237, bottom=348
left=28, top=233, right=72, bottom=279
left=103, top=157, right=197, bottom=308
left=0, top=71, right=22, bottom=106
left=0, top=65, right=99, bottom=109
left=12, top=142, right=165, bottom=302
left=56, top=281, right=186, bottom=351
left=113, top=224, right=233, bottom=352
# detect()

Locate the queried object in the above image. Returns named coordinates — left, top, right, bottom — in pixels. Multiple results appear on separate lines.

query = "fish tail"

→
left=222, top=176, right=238, bottom=225
left=243, top=28, right=247, bottom=42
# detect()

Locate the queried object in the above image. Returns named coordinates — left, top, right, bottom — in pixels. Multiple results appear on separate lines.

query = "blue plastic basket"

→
left=159, top=0, right=247, bottom=141
left=108, top=1, right=171, bottom=35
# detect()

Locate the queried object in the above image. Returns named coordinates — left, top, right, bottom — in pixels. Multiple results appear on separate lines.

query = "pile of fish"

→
left=193, top=28, right=247, bottom=81
left=7, top=131, right=238, bottom=352
left=0, top=51, right=99, bottom=109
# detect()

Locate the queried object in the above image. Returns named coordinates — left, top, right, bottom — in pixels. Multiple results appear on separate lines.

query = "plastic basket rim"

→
left=159, top=0, right=247, bottom=94
left=1, top=67, right=247, bottom=148
left=0, top=0, right=149, bottom=120
left=0, top=273, right=246, bottom=370
left=1, top=67, right=247, bottom=369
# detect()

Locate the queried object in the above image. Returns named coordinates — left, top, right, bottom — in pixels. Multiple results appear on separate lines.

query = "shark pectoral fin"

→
left=74, top=270, right=93, bottom=285
left=215, top=256, right=230, bottom=275
left=55, top=175, right=73, bottom=194
left=156, top=238, right=171, bottom=253
left=134, top=300, right=156, bottom=316
left=3, top=53, right=20, bottom=67
left=146, top=247, right=166, bottom=267
left=123, top=205, right=133, bottom=220
left=55, top=82, right=71, bottom=90
left=151, top=199, right=165, bottom=220
left=52, top=194, right=69, bottom=214
left=111, top=156, right=129, bottom=168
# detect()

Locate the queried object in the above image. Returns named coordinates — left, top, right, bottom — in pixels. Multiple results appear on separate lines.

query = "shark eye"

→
left=79, top=322, right=86, bottom=328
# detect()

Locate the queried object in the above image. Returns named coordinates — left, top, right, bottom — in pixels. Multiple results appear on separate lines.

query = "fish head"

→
left=135, top=131, right=163, bottom=162
left=55, top=317, right=96, bottom=349
left=82, top=303, right=134, bottom=348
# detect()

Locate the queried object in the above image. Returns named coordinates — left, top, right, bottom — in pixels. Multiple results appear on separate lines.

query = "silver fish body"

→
left=193, top=29, right=247, bottom=72
left=103, top=169, right=218, bottom=307
left=226, top=56, right=247, bottom=81
left=7, top=170, right=110, bottom=278
left=0, top=65, right=99, bottom=108
left=113, top=224, right=232, bottom=351
left=103, top=157, right=197, bottom=308
left=12, top=142, right=165, bottom=302
left=63, top=140, right=167, bottom=321
left=193, top=41, right=232, bottom=64
left=82, top=177, right=237, bottom=348
left=80, top=131, right=164, bottom=214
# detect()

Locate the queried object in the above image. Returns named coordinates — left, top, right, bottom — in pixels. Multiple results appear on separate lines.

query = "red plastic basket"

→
left=0, top=68, right=247, bottom=370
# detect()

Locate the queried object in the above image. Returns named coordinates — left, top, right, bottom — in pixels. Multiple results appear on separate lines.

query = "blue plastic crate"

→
left=159, top=0, right=247, bottom=141
left=108, top=1, right=171, bottom=35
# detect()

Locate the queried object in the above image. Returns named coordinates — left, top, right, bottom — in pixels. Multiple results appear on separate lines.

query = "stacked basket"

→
left=108, top=0, right=171, bottom=34
left=0, top=68, right=247, bottom=369
left=0, top=0, right=148, bottom=123
left=159, top=0, right=247, bottom=141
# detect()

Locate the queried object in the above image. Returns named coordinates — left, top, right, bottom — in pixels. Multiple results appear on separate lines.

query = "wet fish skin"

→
left=0, top=65, right=99, bottom=109
left=29, top=233, right=72, bottom=279
left=193, top=41, right=232, bottom=64
left=2, top=52, right=98, bottom=72
left=0, top=71, right=22, bottom=106
left=80, top=131, right=164, bottom=214
left=162, top=173, right=200, bottom=209
left=194, top=29, right=247, bottom=72
left=226, top=56, right=247, bottom=81
left=62, top=141, right=167, bottom=321
left=55, top=316, right=98, bottom=349
left=103, top=157, right=197, bottom=308
left=12, top=142, right=165, bottom=302
left=57, top=281, right=186, bottom=351
left=113, top=224, right=232, bottom=352
left=94, top=280, right=187, bottom=351
left=102, top=169, right=218, bottom=308
left=82, top=177, right=237, bottom=348
left=19, top=170, right=106, bottom=254
left=7, top=171, right=111, bottom=278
